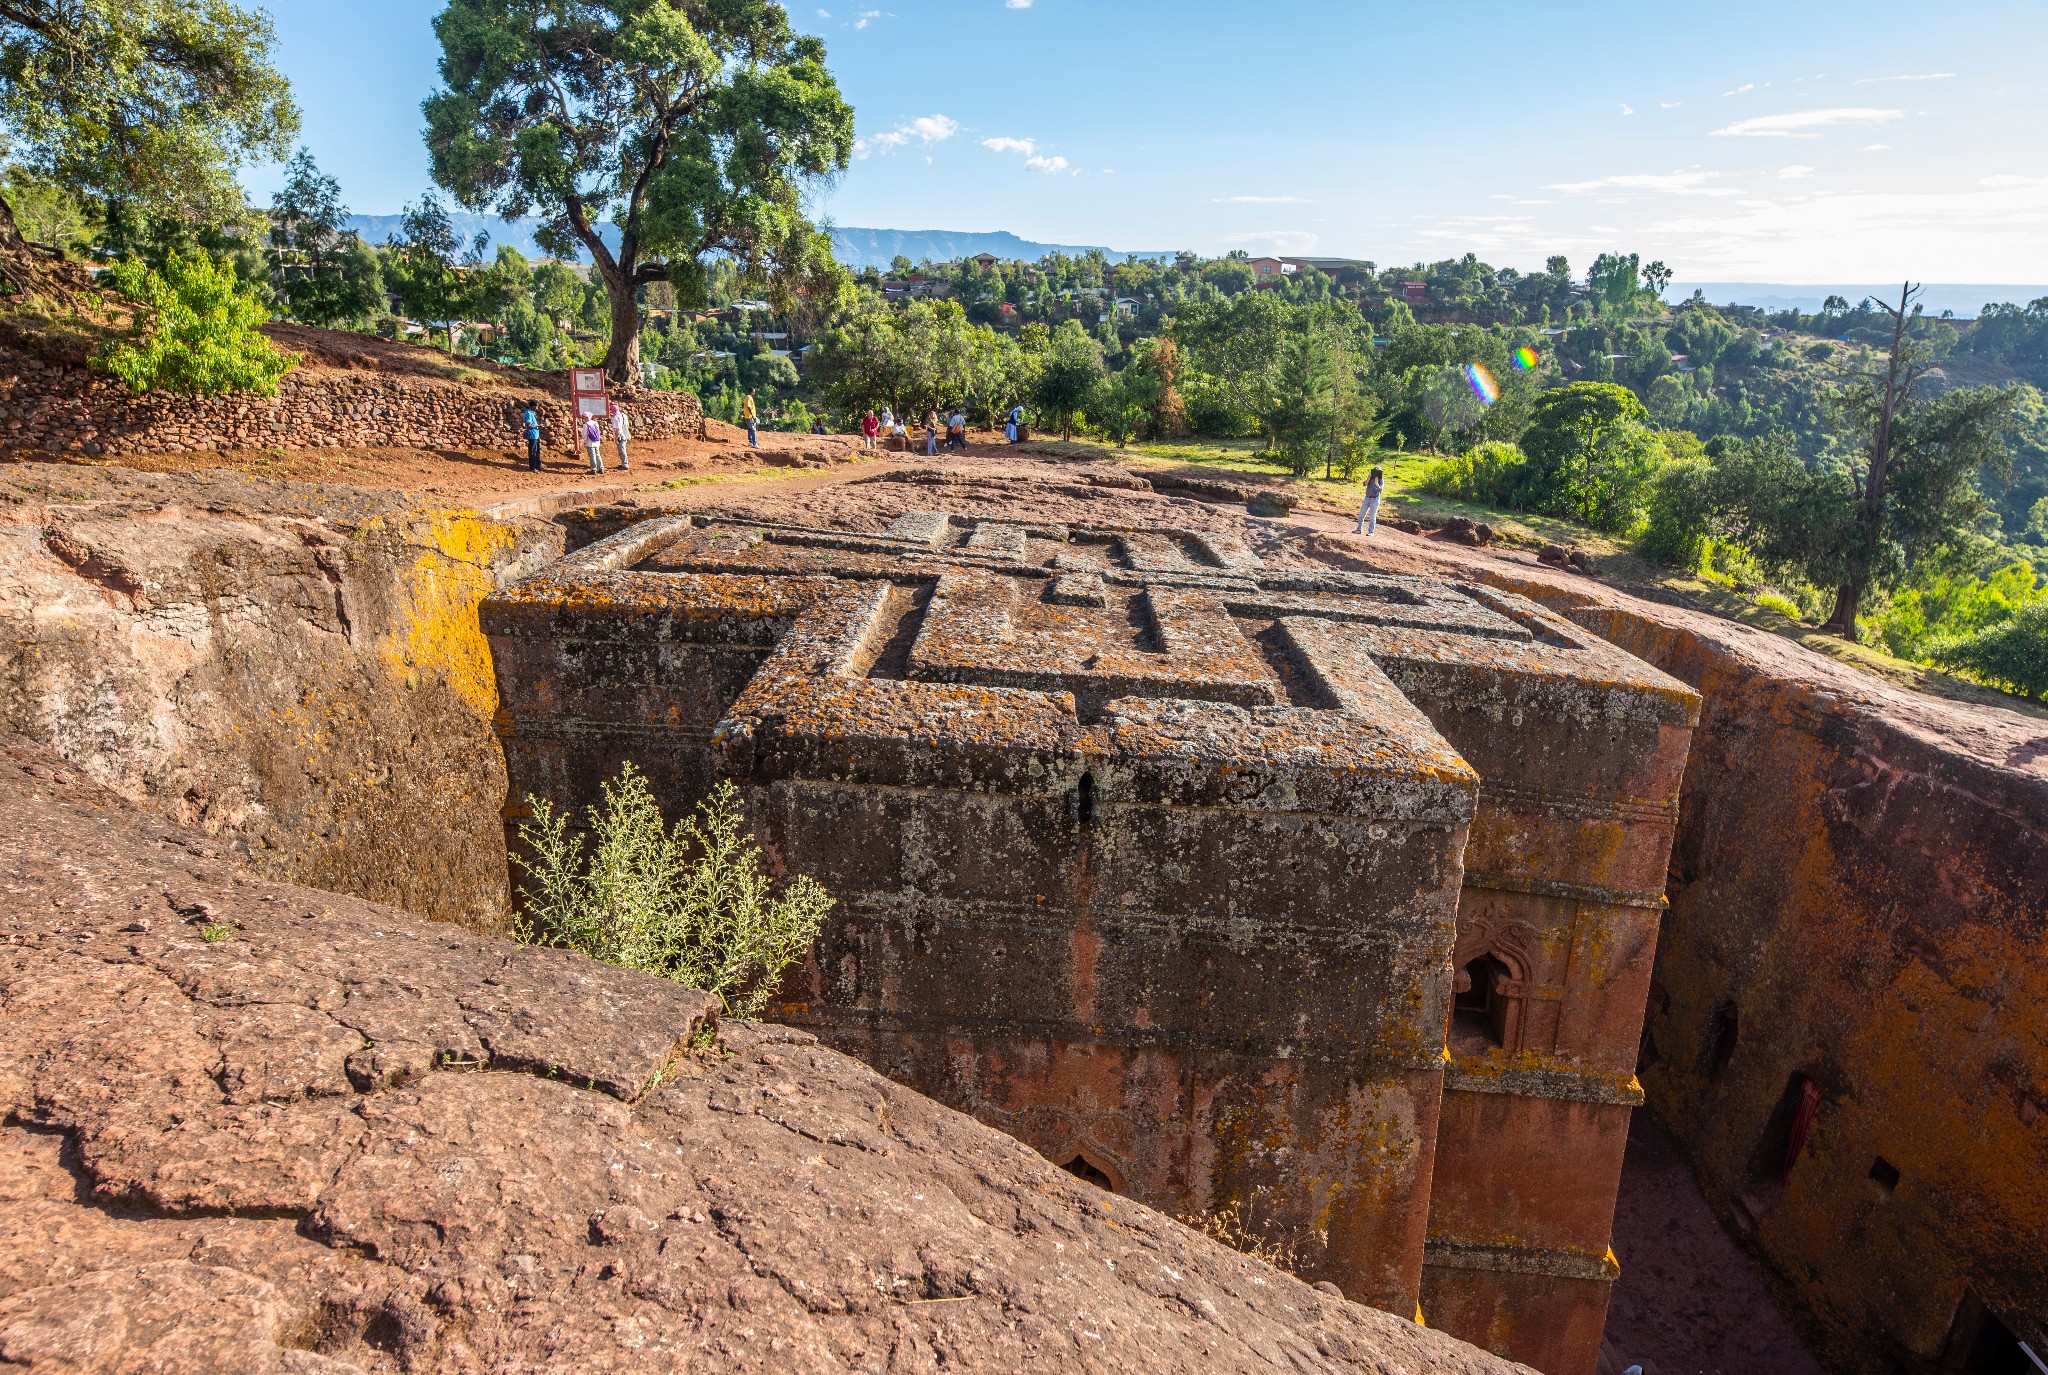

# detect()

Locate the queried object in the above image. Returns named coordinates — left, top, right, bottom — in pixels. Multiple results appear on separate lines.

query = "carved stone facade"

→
left=484, top=508, right=1700, bottom=1375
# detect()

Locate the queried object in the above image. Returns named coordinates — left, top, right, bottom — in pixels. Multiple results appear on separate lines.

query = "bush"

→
left=96, top=249, right=299, bottom=396
left=1867, top=563, right=2041, bottom=661
left=1932, top=599, right=2048, bottom=698
left=1418, top=441, right=1528, bottom=505
left=514, top=765, right=832, bottom=1018
left=1754, top=592, right=1803, bottom=621
left=1636, top=457, right=1714, bottom=568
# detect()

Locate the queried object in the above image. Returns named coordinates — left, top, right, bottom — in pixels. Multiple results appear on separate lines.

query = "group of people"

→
left=857, top=404, right=1028, bottom=454
left=521, top=402, right=633, bottom=475
left=513, top=390, right=1080, bottom=483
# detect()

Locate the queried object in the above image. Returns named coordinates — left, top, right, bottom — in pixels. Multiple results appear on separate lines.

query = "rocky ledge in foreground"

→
left=0, top=734, right=1526, bottom=1374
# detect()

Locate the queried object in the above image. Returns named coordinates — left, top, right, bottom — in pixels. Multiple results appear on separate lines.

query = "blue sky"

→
left=245, top=0, right=2048, bottom=282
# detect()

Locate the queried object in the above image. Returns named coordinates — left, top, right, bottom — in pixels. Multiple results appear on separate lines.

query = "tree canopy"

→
left=267, top=149, right=383, bottom=328
left=0, top=0, right=296, bottom=293
left=424, top=0, right=853, bottom=384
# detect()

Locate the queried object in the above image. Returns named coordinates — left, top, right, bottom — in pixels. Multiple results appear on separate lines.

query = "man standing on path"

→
left=583, top=414, right=605, bottom=475
left=743, top=390, right=759, bottom=448
left=522, top=405, right=542, bottom=472
left=1354, top=465, right=1385, bottom=535
left=947, top=409, right=967, bottom=453
left=861, top=409, right=880, bottom=451
left=610, top=402, right=632, bottom=472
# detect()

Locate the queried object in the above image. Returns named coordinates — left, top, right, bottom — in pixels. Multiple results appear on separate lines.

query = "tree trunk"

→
left=600, top=267, right=641, bottom=389
left=0, top=190, right=79, bottom=306
left=1822, top=582, right=1862, bottom=640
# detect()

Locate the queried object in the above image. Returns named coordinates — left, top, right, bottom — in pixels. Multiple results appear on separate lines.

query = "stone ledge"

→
left=1444, top=1060, right=1646, bottom=1106
left=1423, top=1239, right=1621, bottom=1282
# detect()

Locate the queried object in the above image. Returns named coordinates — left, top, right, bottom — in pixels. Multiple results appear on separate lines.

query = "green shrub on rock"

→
left=96, top=248, right=298, bottom=396
left=514, top=764, right=832, bottom=1019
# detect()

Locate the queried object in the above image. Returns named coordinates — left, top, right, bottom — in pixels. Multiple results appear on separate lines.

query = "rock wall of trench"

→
left=0, top=466, right=565, bottom=930
left=1337, top=544, right=2048, bottom=1375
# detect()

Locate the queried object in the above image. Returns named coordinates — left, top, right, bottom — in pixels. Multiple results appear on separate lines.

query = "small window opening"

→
left=1061, top=1154, right=1114, bottom=1191
left=1941, top=1293, right=2036, bottom=1374
left=1075, top=771, right=1098, bottom=826
left=1708, top=1002, right=1740, bottom=1084
left=1450, top=954, right=1512, bottom=1052
left=1869, top=1156, right=1901, bottom=1193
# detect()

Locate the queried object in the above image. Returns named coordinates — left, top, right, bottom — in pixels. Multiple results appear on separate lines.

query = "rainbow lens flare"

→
left=1512, top=346, right=1539, bottom=371
left=1464, top=363, right=1500, bottom=405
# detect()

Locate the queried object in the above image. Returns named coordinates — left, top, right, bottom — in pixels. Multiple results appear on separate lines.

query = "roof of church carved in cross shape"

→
left=491, top=510, right=1696, bottom=820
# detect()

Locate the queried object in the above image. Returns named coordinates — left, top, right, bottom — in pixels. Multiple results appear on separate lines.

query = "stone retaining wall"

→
left=0, top=345, right=703, bottom=455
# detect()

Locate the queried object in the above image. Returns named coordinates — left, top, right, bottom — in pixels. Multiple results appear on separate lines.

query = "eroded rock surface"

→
left=0, top=465, right=566, bottom=929
left=0, top=734, right=1528, bottom=1374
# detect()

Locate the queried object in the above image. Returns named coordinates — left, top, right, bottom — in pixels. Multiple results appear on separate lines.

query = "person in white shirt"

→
left=609, top=403, right=631, bottom=471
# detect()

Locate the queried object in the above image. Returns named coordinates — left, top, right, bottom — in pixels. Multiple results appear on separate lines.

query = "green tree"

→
left=1034, top=319, right=1105, bottom=438
left=1815, top=285, right=2023, bottom=636
left=532, top=259, right=586, bottom=327
left=382, top=192, right=483, bottom=348
left=424, top=0, right=853, bottom=386
left=1519, top=381, right=1664, bottom=529
left=0, top=0, right=297, bottom=295
left=267, top=148, right=383, bottom=327
left=95, top=247, right=297, bottom=395
left=1586, top=253, right=1645, bottom=317
left=1084, top=367, right=1150, bottom=447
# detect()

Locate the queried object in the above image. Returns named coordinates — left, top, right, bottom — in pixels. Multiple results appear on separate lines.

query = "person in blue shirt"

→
left=522, top=406, right=542, bottom=471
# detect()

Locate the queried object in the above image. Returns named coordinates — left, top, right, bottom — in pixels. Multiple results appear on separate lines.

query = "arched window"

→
left=1061, top=1154, right=1115, bottom=1192
left=1451, top=953, right=1516, bottom=1052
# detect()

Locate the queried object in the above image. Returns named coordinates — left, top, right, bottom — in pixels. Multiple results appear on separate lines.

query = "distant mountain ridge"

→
left=825, top=227, right=1171, bottom=269
left=338, top=218, right=2043, bottom=317
left=342, top=214, right=1167, bottom=270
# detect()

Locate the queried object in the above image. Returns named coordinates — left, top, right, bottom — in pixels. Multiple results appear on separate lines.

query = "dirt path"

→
left=1, top=428, right=1044, bottom=511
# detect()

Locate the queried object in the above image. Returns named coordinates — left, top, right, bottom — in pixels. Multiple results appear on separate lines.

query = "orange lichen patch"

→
left=379, top=509, right=516, bottom=718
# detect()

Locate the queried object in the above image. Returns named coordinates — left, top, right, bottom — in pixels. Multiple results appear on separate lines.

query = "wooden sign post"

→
left=570, top=368, right=609, bottom=425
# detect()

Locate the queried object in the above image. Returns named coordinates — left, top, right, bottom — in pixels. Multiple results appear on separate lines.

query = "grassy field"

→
left=1054, top=436, right=2048, bottom=721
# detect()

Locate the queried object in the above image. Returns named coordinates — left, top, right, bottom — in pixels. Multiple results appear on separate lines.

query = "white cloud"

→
left=1661, top=101, right=1682, bottom=109
left=1982, top=174, right=2048, bottom=188
left=1710, top=107, right=1904, bottom=138
left=1620, top=103, right=1635, bottom=116
left=1005, top=0, right=1033, bottom=7
left=1723, top=83, right=1757, bottom=97
left=1222, top=230, right=1320, bottom=254
left=1778, top=165, right=1816, bottom=179
left=853, top=113, right=957, bottom=158
left=980, top=136, right=1069, bottom=174
left=1855, top=72, right=1956, bottom=83
left=1547, top=170, right=1739, bottom=198
left=852, top=9, right=881, bottom=27
left=1213, top=194, right=1315, bottom=204
left=1864, top=144, right=1891, bottom=152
